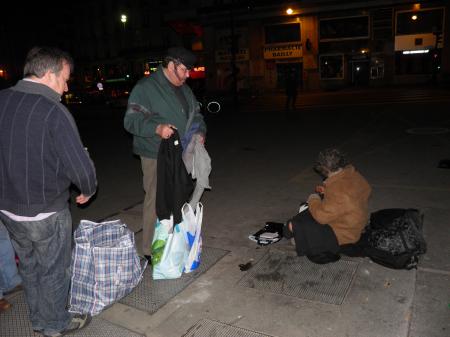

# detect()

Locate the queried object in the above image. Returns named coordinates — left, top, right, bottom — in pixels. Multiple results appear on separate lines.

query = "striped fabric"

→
left=69, top=219, right=146, bottom=316
left=0, top=80, right=97, bottom=216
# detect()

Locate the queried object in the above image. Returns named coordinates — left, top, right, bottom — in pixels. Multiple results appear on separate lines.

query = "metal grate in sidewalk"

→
left=238, top=250, right=358, bottom=305
left=120, top=246, right=228, bottom=313
left=183, top=319, right=277, bottom=337
left=0, top=292, right=144, bottom=337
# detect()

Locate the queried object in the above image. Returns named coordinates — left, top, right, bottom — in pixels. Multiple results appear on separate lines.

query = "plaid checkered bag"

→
left=69, top=219, right=147, bottom=316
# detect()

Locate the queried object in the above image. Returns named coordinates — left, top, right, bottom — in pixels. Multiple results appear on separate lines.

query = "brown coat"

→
left=307, top=165, right=371, bottom=245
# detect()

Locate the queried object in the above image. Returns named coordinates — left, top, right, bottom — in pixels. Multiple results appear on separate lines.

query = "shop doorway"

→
left=350, top=60, right=369, bottom=86
left=276, top=62, right=303, bottom=90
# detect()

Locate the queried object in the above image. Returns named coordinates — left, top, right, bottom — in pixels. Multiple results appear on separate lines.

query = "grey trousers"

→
left=141, top=156, right=157, bottom=256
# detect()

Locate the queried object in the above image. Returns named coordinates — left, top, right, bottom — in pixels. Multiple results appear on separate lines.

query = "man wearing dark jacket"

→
left=124, top=47, right=206, bottom=260
left=0, top=47, right=97, bottom=337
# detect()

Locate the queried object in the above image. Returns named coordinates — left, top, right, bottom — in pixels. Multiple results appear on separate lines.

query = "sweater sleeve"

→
left=192, top=102, right=207, bottom=135
left=52, top=108, right=97, bottom=197
left=191, top=91, right=207, bottom=135
left=124, top=81, right=165, bottom=137
left=308, top=188, right=346, bottom=225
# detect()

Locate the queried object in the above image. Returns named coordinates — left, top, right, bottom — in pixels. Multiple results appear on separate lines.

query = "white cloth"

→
left=0, top=210, right=55, bottom=221
left=182, top=134, right=211, bottom=207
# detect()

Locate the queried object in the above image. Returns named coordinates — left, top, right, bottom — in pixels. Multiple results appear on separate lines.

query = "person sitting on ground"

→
left=284, top=148, right=372, bottom=262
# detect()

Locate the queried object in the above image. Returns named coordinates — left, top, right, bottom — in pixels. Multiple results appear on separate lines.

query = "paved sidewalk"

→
left=3, top=86, right=449, bottom=337
left=98, top=88, right=450, bottom=337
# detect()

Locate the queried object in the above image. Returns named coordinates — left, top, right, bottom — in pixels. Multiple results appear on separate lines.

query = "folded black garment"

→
left=249, top=222, right=284, bottom=246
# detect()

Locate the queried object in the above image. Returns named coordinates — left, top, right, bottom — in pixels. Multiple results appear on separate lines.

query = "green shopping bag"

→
left=151, top=216, right=189, bottom=280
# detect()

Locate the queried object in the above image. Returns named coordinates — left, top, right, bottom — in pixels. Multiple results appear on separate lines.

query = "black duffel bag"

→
left=361, top=208, right=427, bottom=270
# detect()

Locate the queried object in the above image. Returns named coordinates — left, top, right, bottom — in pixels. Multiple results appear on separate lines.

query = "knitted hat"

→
left=166, top=46, right=197, bottom=69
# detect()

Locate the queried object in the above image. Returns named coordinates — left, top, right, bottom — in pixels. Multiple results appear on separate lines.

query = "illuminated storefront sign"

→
left=263, top=43, right=302, bottom=59
left=215, top=48, right=249, bottom=63
left=190, top=66, right=206, bottom=79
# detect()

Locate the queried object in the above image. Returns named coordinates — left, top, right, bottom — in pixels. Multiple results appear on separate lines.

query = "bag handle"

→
left=79, top=219, right=126, bottom=230
left=195, top=202, right=203, bottom=226
left=182, top=203, right=194, bottom=217
left=138, top=259, right=149, bottom=281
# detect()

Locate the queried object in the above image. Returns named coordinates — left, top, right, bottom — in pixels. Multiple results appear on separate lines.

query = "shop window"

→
left=370, top=64, right=385, bottom=79
left=320, top=55, right=344, bottom=79
left=320, top=16, right=369, bottom=41
left=395, top=52, right=432, bottom=75
left=396, top=8, right=444, bottom=35
left=265, top=23, right=301, bottom=44
left=319, top=39, right=369, bottom=54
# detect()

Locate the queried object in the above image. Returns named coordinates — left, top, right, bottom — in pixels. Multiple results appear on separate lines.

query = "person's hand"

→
left=315, top=185, right=325, bottom=194
left=197, top=133, right=205, bottom=144
left=76, top=194, right=91, bottom=204
left=307, top=193, right=321, bottom=203
left=288, top=221, right=293, bottom=232
left=156, top=124, right=176, bottom=139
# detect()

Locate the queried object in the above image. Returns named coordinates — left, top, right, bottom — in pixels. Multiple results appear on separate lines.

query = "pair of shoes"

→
left=0, top=298, right=12, bottom=313
left=44, top=314, right=92, bottom=337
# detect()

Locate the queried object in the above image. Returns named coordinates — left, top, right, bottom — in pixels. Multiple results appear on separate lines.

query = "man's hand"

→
left=76, top=194, right=91, bottom=205
left=156, top=124, right=176, bottom=139
left=315, top=185, right=325, bottom=194
left=307, top=193, right=321, bottom=203
left=197, top=133, right=206, bottom=144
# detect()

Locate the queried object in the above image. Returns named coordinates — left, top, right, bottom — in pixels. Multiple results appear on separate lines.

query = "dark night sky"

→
left=1, top=2, right=82, bottom=81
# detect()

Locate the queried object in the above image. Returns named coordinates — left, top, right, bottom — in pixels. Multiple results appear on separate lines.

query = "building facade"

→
left=194, top=0, right=448, bottom=93
left=4, top=1, right=445, bottom=94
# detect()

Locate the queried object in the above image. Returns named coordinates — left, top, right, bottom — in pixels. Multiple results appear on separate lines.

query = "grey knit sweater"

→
left=0, top=80, right=97, bottom=216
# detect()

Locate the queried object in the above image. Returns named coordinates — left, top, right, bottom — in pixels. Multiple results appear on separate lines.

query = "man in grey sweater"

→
left=0, top=47, right=97, bottom=337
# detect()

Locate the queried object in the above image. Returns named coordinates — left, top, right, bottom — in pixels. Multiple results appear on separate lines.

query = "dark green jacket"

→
left=124, top=65, right=206, bottom=159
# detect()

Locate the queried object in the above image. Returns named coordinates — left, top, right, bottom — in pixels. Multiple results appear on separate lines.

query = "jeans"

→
left=0, top=209, right=72, bottom=335
left=0, top=221, right=21, bottom=298
left=141, top=156, right=157, bottom=256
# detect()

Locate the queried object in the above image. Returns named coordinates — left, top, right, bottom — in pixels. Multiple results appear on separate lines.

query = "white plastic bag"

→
left=182, top=203, right=203, bottom=273
left=152, top=216, right=189, bottom=280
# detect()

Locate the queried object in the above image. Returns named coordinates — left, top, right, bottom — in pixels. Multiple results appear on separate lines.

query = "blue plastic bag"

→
left=182, top=203, right=203, bottom=273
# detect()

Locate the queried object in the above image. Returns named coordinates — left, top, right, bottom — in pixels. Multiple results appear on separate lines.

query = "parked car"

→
left=63, top=90, right=85, bottom=105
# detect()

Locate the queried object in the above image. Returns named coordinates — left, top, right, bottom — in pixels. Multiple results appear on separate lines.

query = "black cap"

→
left=167, top=46, right=197, bottom=69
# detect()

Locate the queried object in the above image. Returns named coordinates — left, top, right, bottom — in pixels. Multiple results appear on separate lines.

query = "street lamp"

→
left=286, top=8, right=294, bottom=15
left=121, top=14, right=127, bottom=30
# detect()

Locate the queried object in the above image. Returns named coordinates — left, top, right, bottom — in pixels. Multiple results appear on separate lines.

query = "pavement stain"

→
left=332, top=270, right=346, bottom=282
left=266, top=256, right=282, bottom=269
left=254, top=271, right=284, bottom=282
left=396, top=296, right=407, bottom=304
left=300, top=280, right=320, bottom=288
